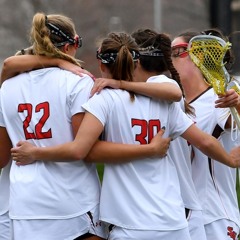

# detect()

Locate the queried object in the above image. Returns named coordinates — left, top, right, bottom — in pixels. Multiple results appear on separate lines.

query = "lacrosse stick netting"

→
left=188, top=35, right=240, bottom=131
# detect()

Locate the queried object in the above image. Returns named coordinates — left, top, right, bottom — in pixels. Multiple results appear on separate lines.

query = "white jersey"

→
left=83, top=77, right=194, bottom=231
left=190, top=87, right=240, bottom=226
left=168, top=135, right=202, bottom=210
left=0, top=67, right=101, bottom=219
left=148, top=75, right=202, bottom=211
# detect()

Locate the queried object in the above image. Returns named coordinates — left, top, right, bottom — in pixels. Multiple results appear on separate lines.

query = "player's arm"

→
left=11, top=112, right=170, bottom=165
left=1, top=55, right=94, bottom=82
left=181, top=123, right=240, bottom=167
left=72, top=109, right=170, bottom=163
left=0, top=127, right=12, bottom=168
left=90, top=78, right=182, bottom=102
left=121, top=81, right=182, bottom=101
left=70, top=112, right=168, bottom=163
left=1, top=55, right=57, bottom=81
left=84, top=128, right=170, bottom=163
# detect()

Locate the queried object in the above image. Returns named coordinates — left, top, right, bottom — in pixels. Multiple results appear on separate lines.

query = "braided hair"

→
left=30, top=12, right=81, bottom=66
left=132, top=29, right=183, bottom=93
left=132, top=28, right=195, bottom=115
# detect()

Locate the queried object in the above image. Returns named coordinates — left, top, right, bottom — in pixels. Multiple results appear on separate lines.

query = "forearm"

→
left=183, top=125, right=233, bottom=167
left=197, top=136, right=232, bottom=167
left=14, top=141, right=85, bottom=163
left=1, top=55, right=60, bottom=81
left=85, top=141, right=156, bottom=163
left=120, top=81, right=182, bottom=101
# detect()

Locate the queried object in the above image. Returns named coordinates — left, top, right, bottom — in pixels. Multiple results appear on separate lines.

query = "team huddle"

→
left=0, top=11, right=240, bottom=240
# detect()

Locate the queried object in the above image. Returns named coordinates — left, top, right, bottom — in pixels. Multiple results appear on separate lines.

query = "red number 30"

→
left=132, top=119, right=161, bottom=144
left=18, top=102, right=52, bottom=140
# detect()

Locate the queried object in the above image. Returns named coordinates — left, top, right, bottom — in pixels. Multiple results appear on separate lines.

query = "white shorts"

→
left=187, top=210, right=207, bottom=240
left=108, top=225, right=191, bottom=240
left=12, top=204, right=107, bottom=240
left=0, top=211, right=12, bottom=240
left=205, top=219, right=239, bottom=240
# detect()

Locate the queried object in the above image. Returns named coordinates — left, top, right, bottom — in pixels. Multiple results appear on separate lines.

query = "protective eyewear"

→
left=171, top=43, right=189, bottom=58
left=73, top=35, right=82, bottom=48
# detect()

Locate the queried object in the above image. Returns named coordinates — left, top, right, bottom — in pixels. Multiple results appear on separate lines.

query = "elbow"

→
left=71, top=151, right=86, bottom=161
left=196, top=136, right=215, bottom=154
left=0, top=164, right=6, bottom=169
left=68, top=144, right=87, bottom=161
left=173, top=93, right=182, bottom=102
left=83, top=141, right=102, bottom=163
left=83, top=153, right=94, bottom=163
left=83, top=149, right=101, bottom=163
left=1, top=57, right=15, bottom=82
left=175, top=89, right=183, bottom=102
left=2, top=57, right=11, bottom=70
left=2, top=57, right=14, bottom=71
left=173, top=86, right=183, bottom=102
left=0, top=159, right=10, bottom=169
left=197, top=140, right=212, bottom=153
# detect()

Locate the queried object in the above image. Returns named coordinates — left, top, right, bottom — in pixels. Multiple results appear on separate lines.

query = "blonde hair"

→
left=30, top=12, right=81, bottom=66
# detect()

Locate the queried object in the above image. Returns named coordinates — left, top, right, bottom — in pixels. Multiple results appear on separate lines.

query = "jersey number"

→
left=18, top=102, right=52, bottom=140
left=131, top=119, right=161, bottom=144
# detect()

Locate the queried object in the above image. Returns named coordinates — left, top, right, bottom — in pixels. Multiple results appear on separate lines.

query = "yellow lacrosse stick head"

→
left=188, top=35, right=232, bottom=95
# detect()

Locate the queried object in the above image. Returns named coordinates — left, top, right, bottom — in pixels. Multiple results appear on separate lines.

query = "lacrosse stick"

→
left=188, top=35, right=240, bottom=188
left=188, top=35, right=240, bottom=132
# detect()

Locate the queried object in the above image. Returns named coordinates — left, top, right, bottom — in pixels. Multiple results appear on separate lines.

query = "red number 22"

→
left=18, top=102, right=52, bottom=140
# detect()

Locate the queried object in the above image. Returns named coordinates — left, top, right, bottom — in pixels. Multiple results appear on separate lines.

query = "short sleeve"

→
left=168, top=102, right=194, bottom=139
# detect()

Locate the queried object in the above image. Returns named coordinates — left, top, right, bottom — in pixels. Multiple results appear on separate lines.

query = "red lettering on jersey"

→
left=18, top=102, right=52, bottom=140
left=227, top=226, right=237, bottom=240
left=131, top=119, right=161, bottom=144
left=18, top=103, right=36, bottom=139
